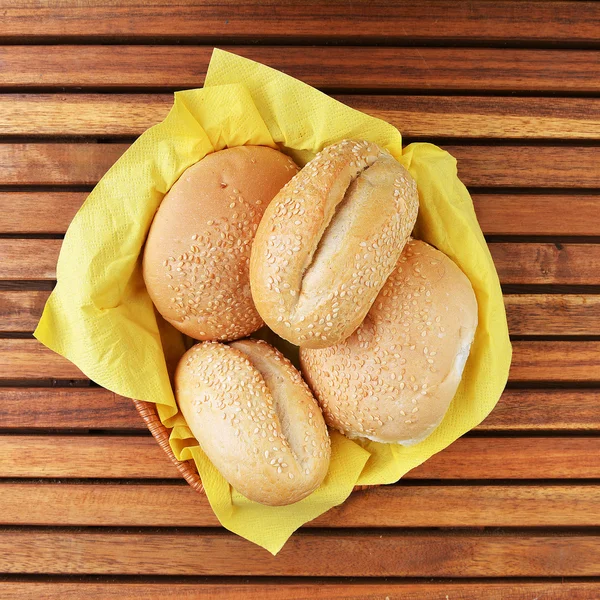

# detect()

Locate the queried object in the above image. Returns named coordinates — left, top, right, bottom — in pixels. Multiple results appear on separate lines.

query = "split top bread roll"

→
left=300, top=240, right=478, bottom=446
left=175, top=339, right=331, bottom=506
left=250, top=139, right=419, bottom=349
left=143, top=146, right=298, bottom=341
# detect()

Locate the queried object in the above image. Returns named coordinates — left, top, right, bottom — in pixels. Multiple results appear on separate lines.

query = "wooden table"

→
left=1, top=2, right=600, bottom=598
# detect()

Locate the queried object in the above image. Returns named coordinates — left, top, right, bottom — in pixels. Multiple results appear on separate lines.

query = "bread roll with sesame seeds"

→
left=143, top=146, right=298, bottom=341
left=250, top=139, right=419, bottom=349
left=175, top=339, right=331, bottom=506
left=300, top=239, right=478, bottom=446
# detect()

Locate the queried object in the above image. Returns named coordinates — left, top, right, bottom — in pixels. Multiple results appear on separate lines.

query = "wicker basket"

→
left=134, top=400, right=205, bottom=494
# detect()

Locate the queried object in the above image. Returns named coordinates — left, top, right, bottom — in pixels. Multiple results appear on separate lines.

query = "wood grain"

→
left=510, top=341, right=600, bottom=382
left=0, top=291, right=49, bottom=331
left=3, top=94, right=600, bottom=140
left=1, top=1, right=598, bottom=44
left=472, top=193, right=600, bottom=237
left=4, top=290, right=599, bottom=336
left=3, top=143, right=598, bottom=188
left=0, top=192, right=86, bottom=234
left=490, top=244, right=600, bottom=286
left=1, top=483, right=598, bottom=528
left=0, top=529, right=598, bottom=576
left=3, top=191, right=599, bottom=236
left=1, top=435, right=597, bottom=480
left=0, top=339, right=84, bottom=380
left=2, top=46, right=600, bottom=93
left=0, top=435, right=176, bottom=479
left=1, top=581, right=598, bottom=600
left=0, top=240, right=61, bottom=280
left=1, top=387, right=598, bottom=432
left=2, top=339, right=598, bottom=382
left=504, top=294, right=600, bottom=335
left=0, top=388, right=137, bottom=429
left=477, top=389, right=600, bottom=431
left=4, top=240, right=600, bottom=285
left=0, top=143, right=120, bottom=187
left=444, top=145, right=600, bottom=189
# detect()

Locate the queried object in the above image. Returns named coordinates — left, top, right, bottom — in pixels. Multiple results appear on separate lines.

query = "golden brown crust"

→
left=175, top=339, right=330, bottom=506
left=300, top=240, right=478, bottom=445
left=250, top=139, right=418, bottom=349
left=143, top=146, right=298, bottom=341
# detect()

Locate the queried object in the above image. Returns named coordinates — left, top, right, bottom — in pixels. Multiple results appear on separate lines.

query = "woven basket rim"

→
left=133, top=399, right=205, bottom=494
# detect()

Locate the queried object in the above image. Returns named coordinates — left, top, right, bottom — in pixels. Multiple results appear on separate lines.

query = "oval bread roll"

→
left=250, top=139, right=418, bottom=349
left=143, top=146, right=298, bottom=341
left=175, top=339, right=331, bottom=506
left=300, top=239, right=478, bottom=446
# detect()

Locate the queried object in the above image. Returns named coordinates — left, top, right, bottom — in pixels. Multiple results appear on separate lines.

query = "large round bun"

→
left=300, top=239, right=478, bottom=446
left=143, top=146, right=298, bottom=341
left=250, top=139, right=418, bottom=349
left=175, top=339, right=331, bottom=506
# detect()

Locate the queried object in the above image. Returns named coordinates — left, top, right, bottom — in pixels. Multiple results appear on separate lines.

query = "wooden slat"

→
left=2, top=339, right=598, bottom=383
left=1, top=483, right=598, bottom=528
left=3, top=192, right=599, bottom=236
left=1, top=581, right=598, bottom=600
left=4, top=240, right=600, bottom=285
left=0, top=291, right=49, bottom=331
left=0, top=339, right=84, bottom=380
left=1, top=1, right=599, bottom=44
left=2, top=46, right=600, bottom=93
left=0, top=529, right=598, bottom=576
left=510, top=341, right=600, bottom=382
left=472, top=193, right=600, bottom=237
left=1, top=435, right=597, bottom=480
left=504, top=294, right=600, bottom=335
left=3, top=94, right=600, bottom=140
left=0, top=240, right=61, bottom=281
left=349, top=95, right=600, bottom=141
left=4, top=290, right=600, bottom=336
left=445, top=145, right=600, bottom=189
left=0, top=435, right=177, bottom=479
left=477, top=389, right=600, bottom=431
left=0, top=143, right=120, bottom=187
left=0, top=192, right=86, bottom=234
left=2, top=143, right=598, bottom=188
left=409, top=437, right=600, bottom=480
left=1, top=388, right=599, bottom=433
left=0, top=388, right=138, bottom=429
left=490, top=244, right=600, bottom=286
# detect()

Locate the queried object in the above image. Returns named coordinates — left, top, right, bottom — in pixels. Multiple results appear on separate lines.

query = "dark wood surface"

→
left=0, top=1, right=599, bottom=597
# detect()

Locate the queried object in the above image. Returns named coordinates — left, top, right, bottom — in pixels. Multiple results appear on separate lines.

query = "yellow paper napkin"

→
left=35, top=49, right=511, bottom=554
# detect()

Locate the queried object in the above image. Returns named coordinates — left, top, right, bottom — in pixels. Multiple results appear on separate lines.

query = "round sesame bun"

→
left=175, top=339, right=331, bottom=506
left=250, top=139, right=418, bottom=349
left=300, top=239, right=478, bottom=446
left=143, top=146, right=298, bottom=341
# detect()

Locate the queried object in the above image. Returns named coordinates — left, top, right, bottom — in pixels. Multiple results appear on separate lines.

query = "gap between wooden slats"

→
left=1, top=47, right=599, bottom=93
left=1, top=95, right=600, bottom=139
left=2, top=191, right=598, bottom=236
left=2, top=240, right=599, bottom=285
left=2, top=291, right=599, bottom=336
left=1, top=387, right=598, bottom=432
left=1, top=1, right=599, bottom=46
left=0, top=143, right=598, bottom=188
left=0, top=529, right=599, bottom=576
left=0, top=435, right=598, bottom=479
left=1, top=581, right=599, bottom=600
left=0, top=483, right=599, bottom=528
